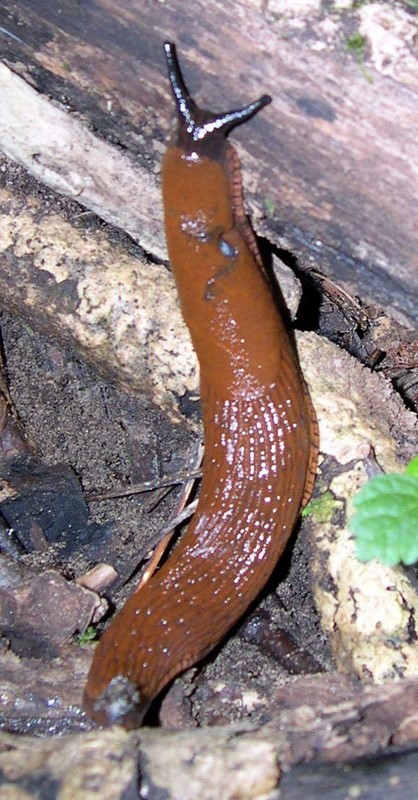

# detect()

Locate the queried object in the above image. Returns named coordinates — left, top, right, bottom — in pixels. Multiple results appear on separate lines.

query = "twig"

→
left=125, top=442, right=203, bottom=589
left=88, top=469, right=202, bottom=502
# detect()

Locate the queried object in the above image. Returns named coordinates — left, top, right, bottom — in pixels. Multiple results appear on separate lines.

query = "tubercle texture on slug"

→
left=84, top=382, right=314, bottom=725
left=83, top=42, right=318, bottom=728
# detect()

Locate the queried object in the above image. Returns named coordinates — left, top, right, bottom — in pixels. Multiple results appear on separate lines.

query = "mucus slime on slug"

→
left=83, top=41, right=319, bottom=728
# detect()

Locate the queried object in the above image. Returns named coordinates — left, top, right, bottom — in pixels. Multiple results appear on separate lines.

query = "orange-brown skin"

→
left=83, top=42, right=318, bottom=728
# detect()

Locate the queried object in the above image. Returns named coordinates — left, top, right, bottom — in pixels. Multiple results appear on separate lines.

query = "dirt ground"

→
left=0, top=296, right=332, bottom=731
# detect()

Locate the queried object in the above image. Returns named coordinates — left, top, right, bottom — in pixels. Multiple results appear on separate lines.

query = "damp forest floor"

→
left=1, top=173, right=418, bottom=731
left=0, top=156, right=417, bottom=733
left=0, top=305, right=333, bottom=734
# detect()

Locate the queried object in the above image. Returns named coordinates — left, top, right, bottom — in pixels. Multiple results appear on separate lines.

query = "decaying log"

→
left=3, top=675, right=418, bottom=799
left=0, top=61, right=164, bottom=259
left=0, top=155, right=196, bottom=417
left=0, top=0, right=417, bottom=325
left=0, top=1, right=417, bottom=416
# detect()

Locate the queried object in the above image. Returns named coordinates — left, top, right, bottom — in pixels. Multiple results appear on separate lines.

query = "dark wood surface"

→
left=0, top=0, right=417, bottom=324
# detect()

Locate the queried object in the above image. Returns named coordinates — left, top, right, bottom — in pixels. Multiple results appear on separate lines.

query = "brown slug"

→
left=83, top=41, right=319, bottom=728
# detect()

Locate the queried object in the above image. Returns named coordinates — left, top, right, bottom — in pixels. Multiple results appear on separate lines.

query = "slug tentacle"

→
left=164, top=41, right=271, bottom=151
left=83, top=42, right=318, bottom=728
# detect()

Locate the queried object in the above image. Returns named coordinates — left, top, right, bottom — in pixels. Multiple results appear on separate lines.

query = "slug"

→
left=83, top=41, right=318, bottom=728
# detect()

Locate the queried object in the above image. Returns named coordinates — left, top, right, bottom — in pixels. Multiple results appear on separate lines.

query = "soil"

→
left=0, top=302, right=331, bottom=732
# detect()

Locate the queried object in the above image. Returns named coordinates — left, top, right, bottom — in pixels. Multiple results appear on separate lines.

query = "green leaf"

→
left=301, top=491, right=335, bottom=523
left=78, top=625, right=98, bottom=645
left=350, top=473, right=418, bottom=566
left=405, top=456, right=418, bottom=479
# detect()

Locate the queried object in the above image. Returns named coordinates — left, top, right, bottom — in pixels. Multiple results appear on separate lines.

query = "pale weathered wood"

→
left=0, top=61, right=164, bottom=259
left=0, top=154, right=196, bottom=418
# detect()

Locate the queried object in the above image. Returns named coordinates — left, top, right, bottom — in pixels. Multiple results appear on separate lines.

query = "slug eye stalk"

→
left=163, top=40, right=271, bottom=142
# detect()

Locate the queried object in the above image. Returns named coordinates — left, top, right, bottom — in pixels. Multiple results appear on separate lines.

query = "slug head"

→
left=163, top=41, right=271, bottom=157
